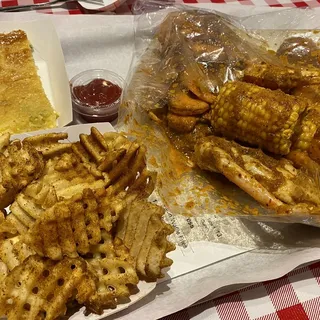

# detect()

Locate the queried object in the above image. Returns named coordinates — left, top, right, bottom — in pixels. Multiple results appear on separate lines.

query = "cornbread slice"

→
left=0, top=30, right=57, bottom=134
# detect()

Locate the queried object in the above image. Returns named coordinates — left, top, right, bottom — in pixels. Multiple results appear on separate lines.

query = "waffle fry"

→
left=103, top=131, right=132, bottom=150
left=88, top=257, right=139, bottom=314
left=25, top=152, right=106, bottom=200
left=0, top=212, right=31, bottom=275
left=8, top=152, right=106, bottom=234
left=0, top=126, right=175, bottom=318
left=116, top=200, right=175, bottom=280
left=84, top=231, right=139, bottom=313
left=0, top=140, right=44, bottom=209
left=23, top=189, right=126, bottom=260
left=0, top=235, right=35, bottom=271
left=0, top=211, right=17, bottom=239
left=24, top=132, right=72, bottom=159
left=85, top=230, right=117, bottom=261
left=72, top=127, right=155, bottom=197
left=0, top=255, right=97, bottom=320
left=0, top=261, right=7, bottom=283
left=23, top=183, right=58, bottom=209
left=8, top=193, right=49, bottom=234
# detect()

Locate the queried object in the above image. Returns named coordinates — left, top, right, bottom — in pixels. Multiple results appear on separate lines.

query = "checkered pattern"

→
left=1, top=0, right=320, bottom=14
left=177, top=0, right=320, bottom=8
left=161, top=261, right=320, bottom=320
left=0, top=0, right=134, bottom=14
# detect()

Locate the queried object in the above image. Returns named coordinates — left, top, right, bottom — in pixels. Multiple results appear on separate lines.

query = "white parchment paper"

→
left=2, top=8, right=320, bottom=320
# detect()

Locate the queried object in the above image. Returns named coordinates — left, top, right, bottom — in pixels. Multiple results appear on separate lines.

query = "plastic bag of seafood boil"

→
left=117, top=1, right=320, bottom=227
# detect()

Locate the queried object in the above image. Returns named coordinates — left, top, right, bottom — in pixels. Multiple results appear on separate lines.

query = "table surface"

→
left=1, top=0, right=320, bottom=319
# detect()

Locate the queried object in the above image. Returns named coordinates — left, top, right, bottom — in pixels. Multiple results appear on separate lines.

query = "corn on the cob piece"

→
left=210, top=81, right=308, bottom=155
left=293, top=108, right=318, bottom=151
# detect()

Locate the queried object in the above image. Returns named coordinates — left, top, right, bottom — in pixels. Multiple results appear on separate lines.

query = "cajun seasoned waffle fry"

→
left=85, top=231, right=139, bottom=313
left=88, top=257, right=139, bottom=314
left=0, top=255, right=96, bottom=320
left=22, top=183, right=58, bottom=209
left=0, top=211, right=17, bottom=239
left=8, top=193, right=48, bottom=234
left=98, top=195, right=127, bottom=230
left=0, top=126, right=175, bottom=319
left=0, top=235, right=35, bottom=271
left=116, top=200, right=175, bottom=280
left=25, top=151, right=106, bottom=200
left=23, top=189, right=126, bottom=260
left=85, top=230, right=117, bottom=261
left=24, top=132, right=72, bottom=159
left=72, top=127, right=155, bottom=196
left=0, top=212, right=33, bottom=273
left=0, top=261, right=7, bottom=282
left=89, top=231, right=131, bottom=261
left=8, top=152, right=107, bottom=235
left=103, top=131, right=132, bottom=150
left=0, top=140, right=44, bottom=209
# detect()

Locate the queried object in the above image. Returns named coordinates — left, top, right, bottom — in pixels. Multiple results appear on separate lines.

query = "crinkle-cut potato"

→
left=0, top=211, right=17, bottom=239
left=0, top=255, right=97, bottom=320
left=24, top=151, right=106, bottom=201
left=8, top=193, right=50, bottom=235
left=84, top=231, right=139, bottom=313
left=116, top=200, right=175, bottom=281
left=0, top=126, right=176, bottom=318
left=103, top=131, right=133, bottom=151
left=23, top=188, right=126, bottom=260
left=87, top=257, right=139, bottom=314
left=0, top=138, right=44, bottom=210
left=8, top=152, right=106, bottom=234
left=0, top=260, right=7, bottom=283
left=84, top=230, right=131, bottom=262
left=0, top=212, right=34, bottom=278
left=24, top=132, right=72, bottom=159
left=72, top=127, right=156, bottom=197
left=0, top=235, right=35, bottom=272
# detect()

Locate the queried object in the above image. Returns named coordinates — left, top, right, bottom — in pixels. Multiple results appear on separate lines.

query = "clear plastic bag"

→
left=117, top=0, right=320, bottom=228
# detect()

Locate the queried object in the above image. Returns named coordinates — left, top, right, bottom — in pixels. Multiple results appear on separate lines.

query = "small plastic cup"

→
left=70, top=69, right=124, bottom=123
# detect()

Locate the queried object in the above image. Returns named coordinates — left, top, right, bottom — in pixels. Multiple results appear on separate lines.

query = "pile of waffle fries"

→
left=0, top=127, right=175, bottom=320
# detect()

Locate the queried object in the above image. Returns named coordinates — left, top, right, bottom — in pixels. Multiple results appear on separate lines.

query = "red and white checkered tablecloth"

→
left=162, top=261, right=320, bottom=320
left=1, top=0, right=320, bottom=319
left=176, top=0, right=320, bottom=8
left=1, top=0, right=320, bottom=14
left=0, top=0, right=135, bottom=14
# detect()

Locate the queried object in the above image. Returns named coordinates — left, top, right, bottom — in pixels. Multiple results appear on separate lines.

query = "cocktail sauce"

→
left=73, top=79, right=122, bottom=107
left=70, top=70, right=124, bottom=123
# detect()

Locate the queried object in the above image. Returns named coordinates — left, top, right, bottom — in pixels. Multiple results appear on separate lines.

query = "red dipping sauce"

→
left=70, top=70, right=124, bottom=123
left=73, top=79, right=122, bottom=107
